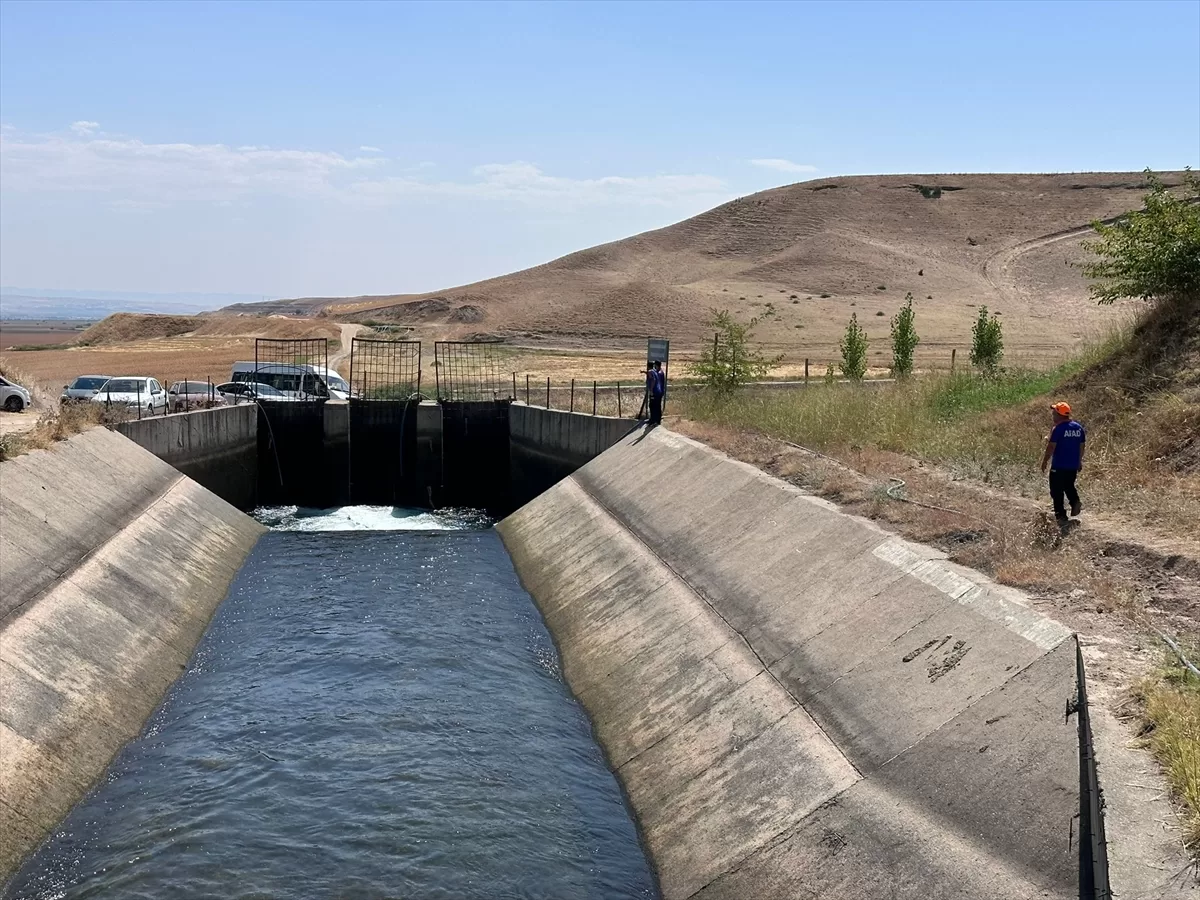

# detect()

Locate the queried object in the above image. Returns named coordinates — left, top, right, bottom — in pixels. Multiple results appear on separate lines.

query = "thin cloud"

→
left=70, top=120, right=100, bottom=135
left=351, top=161, right=729, bottom=208
left=749, top=158, right=817, bottom=174
left=1, top=126, right=385, bottom=201
left=359, top=145, right=383, bottom=153
left=0, top=126, right=729, bottom=210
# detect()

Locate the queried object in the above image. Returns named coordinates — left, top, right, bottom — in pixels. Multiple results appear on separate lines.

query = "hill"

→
left=222, top=171, right=1190, bottom=362
left=74, top=313, right=340, bottom=346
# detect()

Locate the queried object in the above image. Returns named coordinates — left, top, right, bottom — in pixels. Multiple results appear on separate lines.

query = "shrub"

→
left=970, top=305, right=1004, bottom=375
left=1081, top=168, right=1200, bottom=307
left=890, top=293, right=920, bottom=379
left=689, top=308, right=783, bottom=391
left=839, top=313, right=869, bottom=381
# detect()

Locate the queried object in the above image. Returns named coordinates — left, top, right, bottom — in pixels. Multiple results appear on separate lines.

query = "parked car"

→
left=0, top=374, right=32, bottom=412
left=91, top=377, right=169, bottom=414
left=215, top=381, right=291, bottom=404
left=312, top=366, right=352, bottom=400
left=169, top=381, right=224, bottom=412
left=61, top=374, right=114, bottom=403
left=229, top=362, right=338, bottom=400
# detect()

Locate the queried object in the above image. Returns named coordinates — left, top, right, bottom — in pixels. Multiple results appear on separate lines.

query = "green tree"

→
left=689, top=308, right=783, bottom=391
left=839, top=313, right=869, bottom=381
left=890, top=292, right=920, bottom=378
left=970, top=305, right=1004, bottom=375
left=1081, top=168, right=1200, bottom=306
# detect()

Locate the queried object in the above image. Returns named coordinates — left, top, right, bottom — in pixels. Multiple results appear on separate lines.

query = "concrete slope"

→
left=0, top=427, right=265, bottom=878
left=498, top=428, right=1080, bottom=900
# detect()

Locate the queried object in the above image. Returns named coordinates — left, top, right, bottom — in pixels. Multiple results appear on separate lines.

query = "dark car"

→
left=215, top=381, right=290, bottom=404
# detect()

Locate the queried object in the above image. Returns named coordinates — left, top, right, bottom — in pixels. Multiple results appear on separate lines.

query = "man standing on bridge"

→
left=1040, top=401, right=1086, bottom=534
left=646, top=360, right=665, bottom=426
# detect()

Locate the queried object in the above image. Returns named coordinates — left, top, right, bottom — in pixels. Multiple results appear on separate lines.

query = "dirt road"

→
left=330, top=323, right=365, bottom=374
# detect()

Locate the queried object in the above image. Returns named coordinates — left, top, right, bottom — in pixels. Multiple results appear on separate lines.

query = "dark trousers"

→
left=648, top=395, right=662, bottom=425
left=1049, top=469, right=1080, bottom=521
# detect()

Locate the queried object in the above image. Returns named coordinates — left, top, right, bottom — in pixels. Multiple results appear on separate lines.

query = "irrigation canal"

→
left=5, top=506, right=656, bottom=900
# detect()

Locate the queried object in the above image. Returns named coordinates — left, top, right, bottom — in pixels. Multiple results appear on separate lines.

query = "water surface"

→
left=6, top=508, right=656, bottom=899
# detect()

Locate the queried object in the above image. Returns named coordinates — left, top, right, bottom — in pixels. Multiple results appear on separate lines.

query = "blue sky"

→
left=1, top=0, right=1197, bottom=301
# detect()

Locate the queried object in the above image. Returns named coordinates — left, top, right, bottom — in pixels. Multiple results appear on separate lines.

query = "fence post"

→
left=512, top=372, right=517, bottom=400
left=805, top=358, right=809, bottom=386
left=525, top=374, right=530, bottom=404
left=570, top=378, right=575, bottom=412
left=593, top=380, right=597, bottom=416
left=951, top=348, right=956, bottom=374
left=617, top=381, right=622, bottom=417
left=546, top=377, right=550, bottom=409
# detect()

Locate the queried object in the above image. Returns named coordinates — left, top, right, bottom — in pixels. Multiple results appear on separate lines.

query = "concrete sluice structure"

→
left=0, top=403, right=1171, bottom=896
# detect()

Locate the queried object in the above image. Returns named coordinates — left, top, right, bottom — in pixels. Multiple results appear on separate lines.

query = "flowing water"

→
left=6, top=507, right=656, bottom=900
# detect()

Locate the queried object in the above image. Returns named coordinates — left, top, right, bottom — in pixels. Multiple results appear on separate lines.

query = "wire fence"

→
left=67, top=338, right=1067, bottom=423
left=349, top=338, right=422, bottom=399
left=254, top=338, right=331, bottom=401
left=512, top=375, right=646, bottom=419
left=433, top=341, right=507, bottom=401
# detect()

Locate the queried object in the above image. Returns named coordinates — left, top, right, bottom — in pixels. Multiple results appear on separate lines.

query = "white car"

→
left=91, top=377, right=169, bottom=414
left=229, top=362, right=342, bottom=400
left=0, top=375, right=32, bottom=412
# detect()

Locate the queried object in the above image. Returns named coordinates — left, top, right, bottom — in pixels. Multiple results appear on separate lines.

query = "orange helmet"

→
left=1050, top=401, right=1072, bottom=416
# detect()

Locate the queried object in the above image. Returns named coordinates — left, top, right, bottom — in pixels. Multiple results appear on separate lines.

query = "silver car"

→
left=0, top=375, right=32, bottom=412
left=61, top=374, right=114, bottom=403
left=91, top=377, right=169, bottom=414
left=169, top=380, right=225, bottom=412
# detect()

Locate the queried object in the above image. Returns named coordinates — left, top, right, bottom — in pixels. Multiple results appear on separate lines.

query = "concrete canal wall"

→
left=498, top=427, right=1084, bottom=900
left=115, top=404, right=257, bottom=509
left=0, top=428, right=264, bottom=879
left=509, top=403, right=637, bottom=508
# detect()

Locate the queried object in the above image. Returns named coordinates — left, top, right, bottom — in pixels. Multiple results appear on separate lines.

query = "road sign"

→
left=646, top=338, right=670, bottom=365
left=647, top=338, right=670, bottom=402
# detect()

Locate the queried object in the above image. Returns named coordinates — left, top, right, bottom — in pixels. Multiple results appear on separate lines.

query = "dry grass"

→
left=75, top=313, right=342, bottom=346
left=0, top=402, right=126, bottom=461
left=75, top=313, right=201, bottom=345
left=679, top=327, right=1200, bottom=543
left=673, top=418, right=1179, bottom=629
left=1133, top=649, right=1200, bottom=853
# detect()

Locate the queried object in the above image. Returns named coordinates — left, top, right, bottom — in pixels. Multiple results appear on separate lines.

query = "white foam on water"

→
left=253, top=505, right=492, bottom=532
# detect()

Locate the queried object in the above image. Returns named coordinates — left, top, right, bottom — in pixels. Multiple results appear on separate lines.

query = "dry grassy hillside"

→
left=75, top=313, right=340, bottom=345
left=236, top=171, right=1186, bottom=364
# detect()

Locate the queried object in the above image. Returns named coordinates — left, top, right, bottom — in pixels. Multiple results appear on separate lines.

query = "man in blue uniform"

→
left=1039, top=401, right=1086, bottom=534
left=646, top=360, right=665, bottom=425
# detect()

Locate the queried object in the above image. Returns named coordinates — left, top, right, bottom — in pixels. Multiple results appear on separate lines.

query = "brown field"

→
left=0, top=320, right=94, bottom=349
left=224, top=171, right=1181, bottom=361
left=0, top=315, right=346, bottom=397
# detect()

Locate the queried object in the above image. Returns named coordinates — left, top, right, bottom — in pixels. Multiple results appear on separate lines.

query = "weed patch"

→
left=1133, top=646, right=1200, bottom=853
